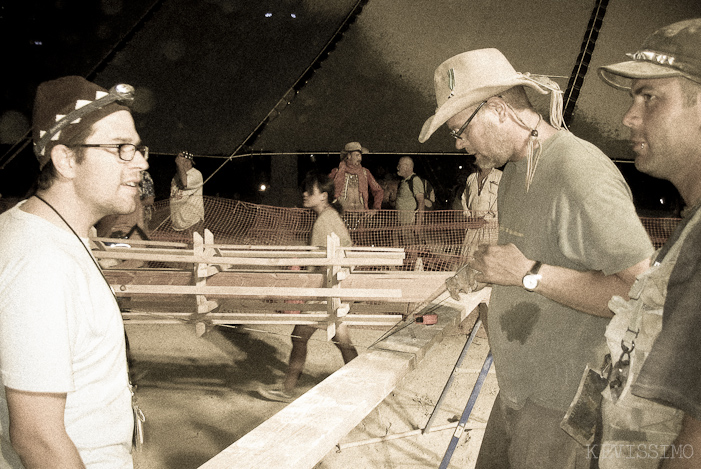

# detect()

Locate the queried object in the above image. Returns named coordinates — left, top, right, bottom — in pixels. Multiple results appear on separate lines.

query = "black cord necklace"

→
left=33, top=194, right=145, bottom=448
left=33, top=194, right=118, bottom=302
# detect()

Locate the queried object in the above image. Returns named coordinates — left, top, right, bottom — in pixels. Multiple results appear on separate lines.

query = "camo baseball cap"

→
left=599, top=18, right=701, bottom=90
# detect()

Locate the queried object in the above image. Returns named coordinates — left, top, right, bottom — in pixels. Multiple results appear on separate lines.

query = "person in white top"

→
left=460, top=166, right=502, bottom=259
left=169, top=150, right=205, bottom=236
left=0, top=76, right=147, bottom=468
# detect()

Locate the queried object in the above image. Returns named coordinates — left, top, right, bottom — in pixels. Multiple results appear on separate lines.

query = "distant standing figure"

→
left=139, top=170, right=155, bottom=230
left=170, top=151, right=204, bottom=236
left=395, top=156, right=425, bottom=254
left=329, top=142, right=383, bottom=211
left=258, top=171, right=358, bottom=403
left=460, top=166, right=502, bottom=259
left=395, top=156, right=425, bottom=226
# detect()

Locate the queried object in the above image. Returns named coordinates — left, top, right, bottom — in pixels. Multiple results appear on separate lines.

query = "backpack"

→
left=408, top=174, right=437, bottom=210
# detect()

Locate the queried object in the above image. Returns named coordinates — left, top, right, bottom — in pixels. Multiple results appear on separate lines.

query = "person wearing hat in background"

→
left=0, top=76, right=147, bottom=467
left=170, top=150, right=204, bottom=237
left=329, top=141, right=384, bottom=212
left=594, top=19, right=701, bottom=468
left=420, top=49, right=653, bottom=467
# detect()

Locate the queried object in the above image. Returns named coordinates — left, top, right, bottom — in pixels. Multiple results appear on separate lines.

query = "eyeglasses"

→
left=450, top=100, right=487, bottom=140
left=73, top=143, right=149, bottom=162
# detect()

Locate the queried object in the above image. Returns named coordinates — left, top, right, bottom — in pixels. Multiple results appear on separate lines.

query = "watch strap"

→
left=528, top=261, right=542, bottom=275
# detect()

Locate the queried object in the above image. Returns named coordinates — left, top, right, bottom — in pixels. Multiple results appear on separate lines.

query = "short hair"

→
left=496, top=85, right=534, bottom=111
left=35, top=124, right=93, bottom=191
left=398, top=156, right=414, bottom=169
left=302, top=171, right=343, bottom=214
left=679, top=77, right=701, bottom=107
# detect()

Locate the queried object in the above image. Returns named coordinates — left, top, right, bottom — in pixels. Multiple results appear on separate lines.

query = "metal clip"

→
left=608, top=340, right=635, bottom=401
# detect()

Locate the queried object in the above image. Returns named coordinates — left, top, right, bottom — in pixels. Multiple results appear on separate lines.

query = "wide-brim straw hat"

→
left=419, top=48, right=563, bottom=143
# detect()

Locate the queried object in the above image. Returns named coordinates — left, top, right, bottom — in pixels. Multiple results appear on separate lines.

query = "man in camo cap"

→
left=595, top=18, right=701, bottom=468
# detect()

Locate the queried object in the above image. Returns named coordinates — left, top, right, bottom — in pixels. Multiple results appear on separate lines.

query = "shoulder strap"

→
left=407, top=174, right=418, bottom=194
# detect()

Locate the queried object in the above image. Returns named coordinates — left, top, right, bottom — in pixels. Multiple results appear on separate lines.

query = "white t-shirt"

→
left=461, top=169, right=502, bottom=218
left=0, top=203, right=133, bottom=468
left=170, top=167, right=205, bottom=230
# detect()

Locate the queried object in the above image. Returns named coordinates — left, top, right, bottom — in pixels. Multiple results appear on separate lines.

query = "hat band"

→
left=35, top=83, right=135, bottom=157
left=627, top=50, right=678, bottom=68
left=626, top=49, right=701, bottom=83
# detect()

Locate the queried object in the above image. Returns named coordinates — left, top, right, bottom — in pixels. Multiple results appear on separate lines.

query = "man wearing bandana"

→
left=0, top=76, right=146, bottom=467
left=329, top=142, right=384, bottom=211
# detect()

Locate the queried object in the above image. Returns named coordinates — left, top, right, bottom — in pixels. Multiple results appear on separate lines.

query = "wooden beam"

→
left=95, top=250, right=404, bottom=267
left=121, top=312, right=403, bottom=327
left=113, top=284, right=402, bottom=300
left=119, top=298, right=407, bottom=315
left=103, top=270, right=451, bottom=303
left=198, top=290, right=490, bottom=469
left=92, top=237, right=189, bottom=248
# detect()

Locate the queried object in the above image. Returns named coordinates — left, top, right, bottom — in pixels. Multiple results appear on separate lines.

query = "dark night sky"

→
left=1, top=0, right=695, bottom=213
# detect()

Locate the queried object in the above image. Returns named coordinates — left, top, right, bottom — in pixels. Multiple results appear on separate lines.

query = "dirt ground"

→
left=126, top=314, right=497, bottom=469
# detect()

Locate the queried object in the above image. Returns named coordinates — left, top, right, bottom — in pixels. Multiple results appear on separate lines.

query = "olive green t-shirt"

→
left=490, top=130, right=654, bottom=412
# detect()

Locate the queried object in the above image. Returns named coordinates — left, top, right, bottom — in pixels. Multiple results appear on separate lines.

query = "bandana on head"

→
left=178, top=151, right=196, bottom=165
left=32, top=76, right=134, bottom=169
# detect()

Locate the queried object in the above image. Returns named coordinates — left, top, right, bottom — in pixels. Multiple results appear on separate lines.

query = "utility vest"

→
left=599, top=208, right=701, bottom=468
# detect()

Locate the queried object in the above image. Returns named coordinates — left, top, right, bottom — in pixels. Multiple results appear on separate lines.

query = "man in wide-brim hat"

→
left=420, top=48, right=653, bottom=467
left=329, top=141, right=384, bottom=211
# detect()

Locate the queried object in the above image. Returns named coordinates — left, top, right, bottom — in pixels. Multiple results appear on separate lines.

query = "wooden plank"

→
left=219, top=301, right=406, bottom=314
left=121, top=312, right=403, bottom=327
left=113, top=284, right=403, bottom=300
left=198, top=292, right=484, bottom=469
left=92, top=237, right=189, bottom=248
left=94, top=244, right=403, bottom=260
left=204, top=244, right=318, bottom=251
left=103, top=270, right=451, bottom=303
left=94, top=251, right=404, bottom=266
left=119, top=298, right=406, bottom=315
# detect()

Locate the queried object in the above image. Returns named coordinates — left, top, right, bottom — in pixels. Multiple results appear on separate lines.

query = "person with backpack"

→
left=396, top=156, right=425, bottom=227
left=395, top=156, right=431, bottom=258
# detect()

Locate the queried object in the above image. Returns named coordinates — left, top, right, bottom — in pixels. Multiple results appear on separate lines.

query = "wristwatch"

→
left=522, top=261, right=542, bottom=292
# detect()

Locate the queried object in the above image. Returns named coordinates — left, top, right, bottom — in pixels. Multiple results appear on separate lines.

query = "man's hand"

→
left=470, top=243, right=533, bottom=287
left=470, top=244, right=651, bottom=318
left=175, top=155, right=188, bottom=169
left=446, top=264, right=486, bottom=300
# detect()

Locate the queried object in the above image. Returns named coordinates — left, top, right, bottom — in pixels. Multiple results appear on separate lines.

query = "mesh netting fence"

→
left=148, top=196, right=680, bottom=271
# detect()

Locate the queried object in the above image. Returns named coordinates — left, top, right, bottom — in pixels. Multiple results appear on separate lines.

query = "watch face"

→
left=523, top=274, right=540, bottom=290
